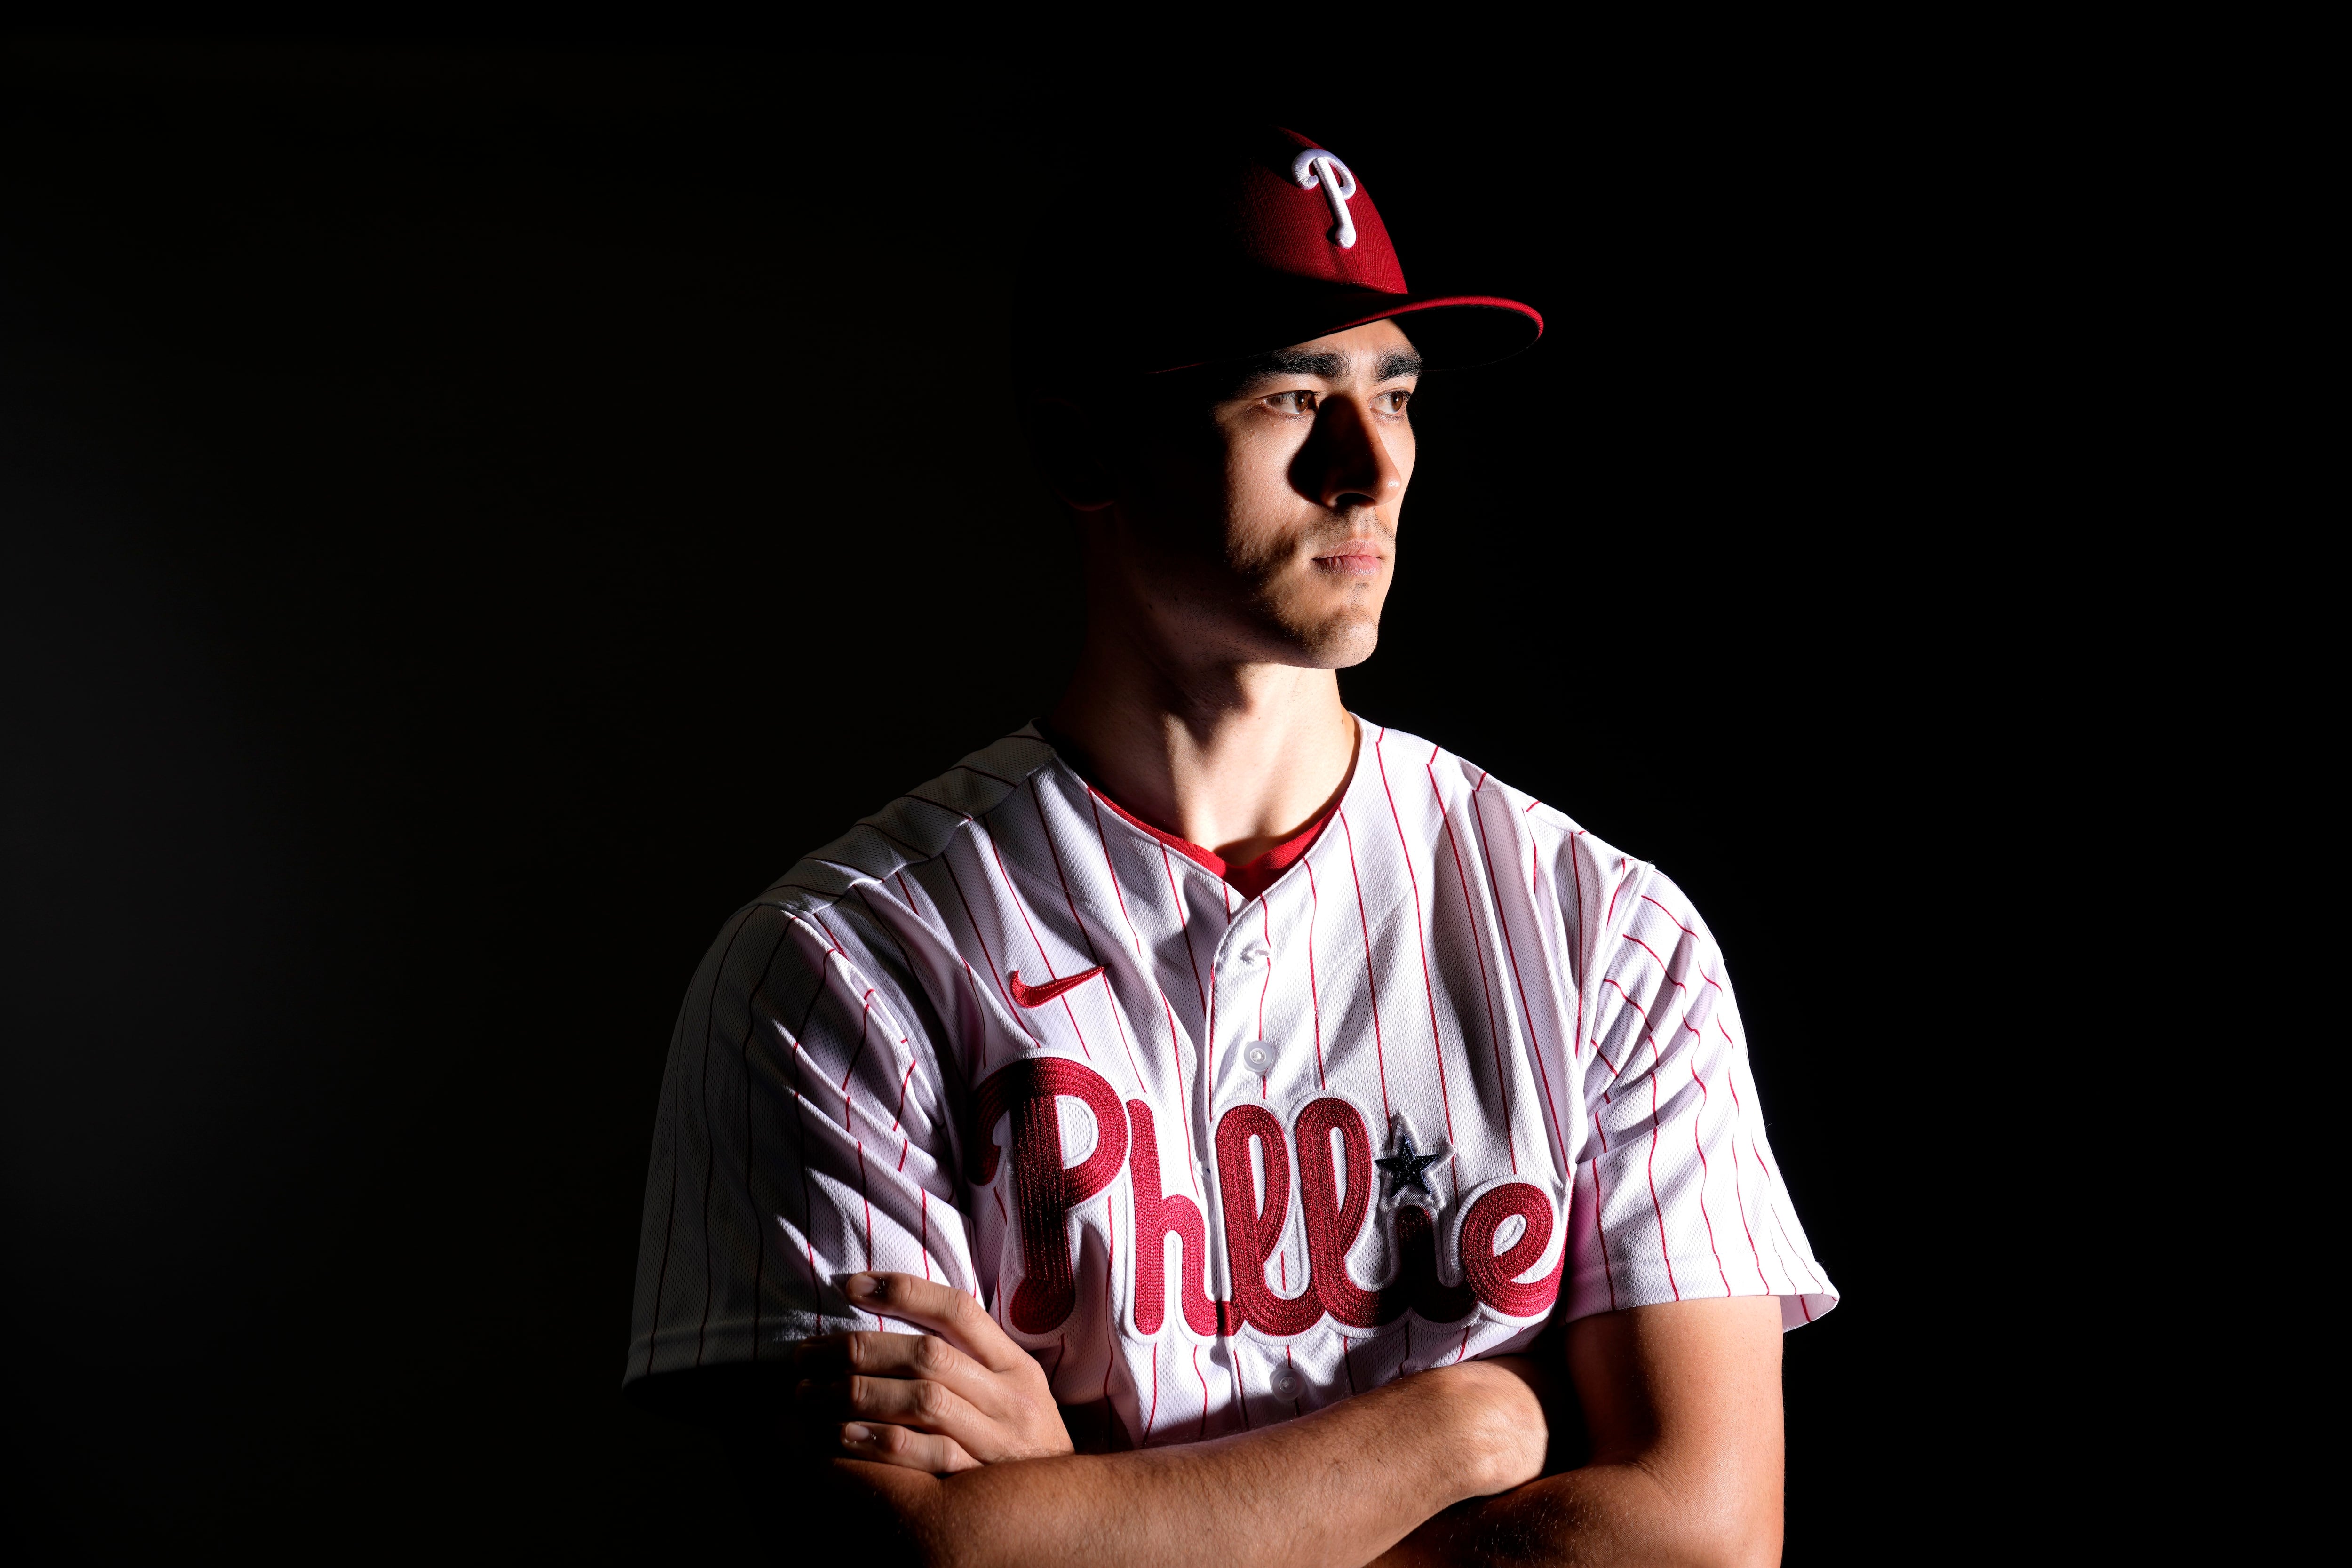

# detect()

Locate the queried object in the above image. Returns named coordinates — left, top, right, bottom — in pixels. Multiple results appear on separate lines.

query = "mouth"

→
left=1309, top=544, right=1384, bottom=579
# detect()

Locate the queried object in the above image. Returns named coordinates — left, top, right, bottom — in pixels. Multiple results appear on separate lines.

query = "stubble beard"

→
left=1114, top=482, right=1392, bottom=673
left=1224, top=521, right=1390, bottom=671
left=1255, top=573, right=1383, bottom=668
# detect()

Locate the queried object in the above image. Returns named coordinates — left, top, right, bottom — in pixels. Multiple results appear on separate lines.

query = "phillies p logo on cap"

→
left=1013, top=125, right=1542, bottom=381
left=1289, top=145, right=1360, bottom=248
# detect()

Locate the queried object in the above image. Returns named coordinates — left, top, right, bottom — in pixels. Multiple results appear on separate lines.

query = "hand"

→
left=792, top=1271, right=1073, bottom=1476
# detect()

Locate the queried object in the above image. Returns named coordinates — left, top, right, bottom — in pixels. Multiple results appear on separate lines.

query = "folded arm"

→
left=719, top=1273, right=1781, bottom=1568
left=736, top=1272, right=1543, bottom=1568
left=817, top=1368, right=1544, bottom=1568
left=1374, top=1294, right=1785, bottom=1567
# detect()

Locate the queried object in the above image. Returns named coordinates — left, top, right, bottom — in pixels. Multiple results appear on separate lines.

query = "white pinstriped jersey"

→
left=627, top=722, right=1835, bottom=1442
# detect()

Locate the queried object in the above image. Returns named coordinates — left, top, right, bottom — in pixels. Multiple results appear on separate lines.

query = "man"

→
left=626, top=126, right=1835, bottom=1566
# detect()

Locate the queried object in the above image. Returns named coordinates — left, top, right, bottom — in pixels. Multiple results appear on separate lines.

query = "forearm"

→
left=1371, top=1463, right=1772, bottom=1568
left=1369, top=1299, right=1790, bottom=1568
left=817, top=1370, right=1517, bottom=1568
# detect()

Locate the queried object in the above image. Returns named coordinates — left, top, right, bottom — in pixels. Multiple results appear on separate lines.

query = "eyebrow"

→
left=1226, top=344, right=1424, bottom=391
left=1253, top=349, right=1344, bottom=380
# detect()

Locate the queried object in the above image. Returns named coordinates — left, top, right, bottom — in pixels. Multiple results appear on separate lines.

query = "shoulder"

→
left=691, top=730, right=1061, bottom=995
left=744, top=729, right=1059, bottom=917
left=1364, top=720, right=1645, bottom=892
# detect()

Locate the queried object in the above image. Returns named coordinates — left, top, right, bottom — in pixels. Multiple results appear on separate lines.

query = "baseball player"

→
left=626, top=125, right=1835, bottom=1566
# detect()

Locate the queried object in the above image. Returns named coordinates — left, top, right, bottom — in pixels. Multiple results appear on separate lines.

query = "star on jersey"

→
left=629, top=723, right=1843, bottom=1432
left=1375, top=1114, right=1448, bottom=1208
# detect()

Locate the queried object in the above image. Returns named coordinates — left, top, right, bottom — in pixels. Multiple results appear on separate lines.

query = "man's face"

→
left=1098, top=318, right=1420, bottom=672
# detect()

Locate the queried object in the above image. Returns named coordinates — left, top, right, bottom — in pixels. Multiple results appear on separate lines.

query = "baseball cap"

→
left=1013, top=124, right=1543, bottom=382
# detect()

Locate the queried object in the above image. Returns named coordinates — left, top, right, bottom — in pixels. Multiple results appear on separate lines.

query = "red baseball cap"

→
left=1014, top=125, right=1543, bottom=381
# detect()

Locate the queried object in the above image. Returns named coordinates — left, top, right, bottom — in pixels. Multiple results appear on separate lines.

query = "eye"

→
left=1378, top=389, right=1413, bottom=414
left=1264, top=390, right=1318, bottom=415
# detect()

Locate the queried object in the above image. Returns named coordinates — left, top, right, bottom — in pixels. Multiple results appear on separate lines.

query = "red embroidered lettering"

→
left=967, top=1057, right=1129, bottom=1334
left=1125, top=1098, right=1218, bottom=1338
left=1237, top=1096, right=1479, bottom=1331
left=1459, top=1182, right=1564, bottom=1319
left=1295, top=1097, right=1385, bottom=1327
left=1214, top=1104, right=1322, bottom=1336
left=1145, top=1101, right=1560, bottom=1339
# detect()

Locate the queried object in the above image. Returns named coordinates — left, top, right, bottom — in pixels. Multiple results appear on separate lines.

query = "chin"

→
left=1289, top=613, right=1382, bottom=669
left=1248, top=579, right=1385, bottom=668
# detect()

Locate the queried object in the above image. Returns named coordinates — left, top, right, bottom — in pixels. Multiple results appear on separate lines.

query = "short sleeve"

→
left=1561, top=868, right=1837, bottom=1330
left=625, top=897, right=978, bottom=1385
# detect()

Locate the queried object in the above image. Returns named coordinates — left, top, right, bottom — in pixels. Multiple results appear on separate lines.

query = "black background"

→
left=2, top=26, right=2168, bottom=1565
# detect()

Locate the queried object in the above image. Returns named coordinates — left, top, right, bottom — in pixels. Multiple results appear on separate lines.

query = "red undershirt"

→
left=1037, top=722, right=1346, bottom=901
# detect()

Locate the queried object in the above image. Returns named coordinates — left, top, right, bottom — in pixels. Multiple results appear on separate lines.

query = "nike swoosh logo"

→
left=1008, top=966, right=1104, bottom=1008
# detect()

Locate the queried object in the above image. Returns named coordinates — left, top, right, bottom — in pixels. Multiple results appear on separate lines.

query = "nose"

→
left=1304, top=395, right=1407, bottom=513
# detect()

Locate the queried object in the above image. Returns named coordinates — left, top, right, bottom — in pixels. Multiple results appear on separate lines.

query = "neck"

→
left=1047, top=607, right=1358, bottom=866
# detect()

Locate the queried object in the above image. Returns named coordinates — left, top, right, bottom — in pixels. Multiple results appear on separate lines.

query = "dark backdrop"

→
left=3, top=33, right=2113, bottom=1565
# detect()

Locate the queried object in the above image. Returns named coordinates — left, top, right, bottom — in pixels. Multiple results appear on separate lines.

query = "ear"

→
left=1027, top=395, right=1119, bottom=512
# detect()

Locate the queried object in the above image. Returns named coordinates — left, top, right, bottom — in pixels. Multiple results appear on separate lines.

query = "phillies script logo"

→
left=967, top=1058, right=1563, bottom=1339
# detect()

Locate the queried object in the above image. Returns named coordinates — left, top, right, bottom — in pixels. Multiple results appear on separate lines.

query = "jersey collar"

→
left=1028, top=717, right=1358, bottom=901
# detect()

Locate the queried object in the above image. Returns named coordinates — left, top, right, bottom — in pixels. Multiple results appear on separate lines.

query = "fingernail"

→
left=841, top=1423, right=873, bottom=1444
left=841, top=1273, right=874, bottom=1297
left=794, top=1378, right=813, bottom=1402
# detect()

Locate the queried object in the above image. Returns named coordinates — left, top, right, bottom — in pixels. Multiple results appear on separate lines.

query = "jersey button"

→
left=1241, top=1041, right=1277, bottom=1073
left=1270, top=1365, right=1304, bottom=1398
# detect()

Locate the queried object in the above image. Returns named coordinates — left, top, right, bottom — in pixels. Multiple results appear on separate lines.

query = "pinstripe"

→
left=644, top=906, right=757, bottom=1377
left=1335, top=808, right=1391, bottom=1121
left=1642, top=1045, right=1679, bottom=1302
left=1686, top=1044, right=1732, bottom=1295
left=938, top=848, right=1022, bottom=1031
left=1102, top=1207, right=1118, bottom=1403
left=1204, top=872, right=1222, bottom=1073
left=1590, top=1110, right=1620, bottom=1310
left=1427, top=746, right=1512, bottom=1170
left=1253, top=902, right=1275, bottom=1097
left=1032, top=778, right=1151, bottom=1095
left=712, top=919, right=795, bottom=1365
left=1160, top=841, right=1208, bottom=1017
left=1373, top=729, right=1458, bottom=1164
left=985, top=828, right=1097, bottom=1065
left=1303, top=856, right=1327, bottom=1089
left=1568, top=830, right=1588, bottom=1061
left=1708, top=1024, right=1773, bottom=1293
left=1470, top=775, right=1572, bottom=1172
left=628, top=723, right=1835, bottom=1427
left=1081, top=788, right=1198, bottom=1175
